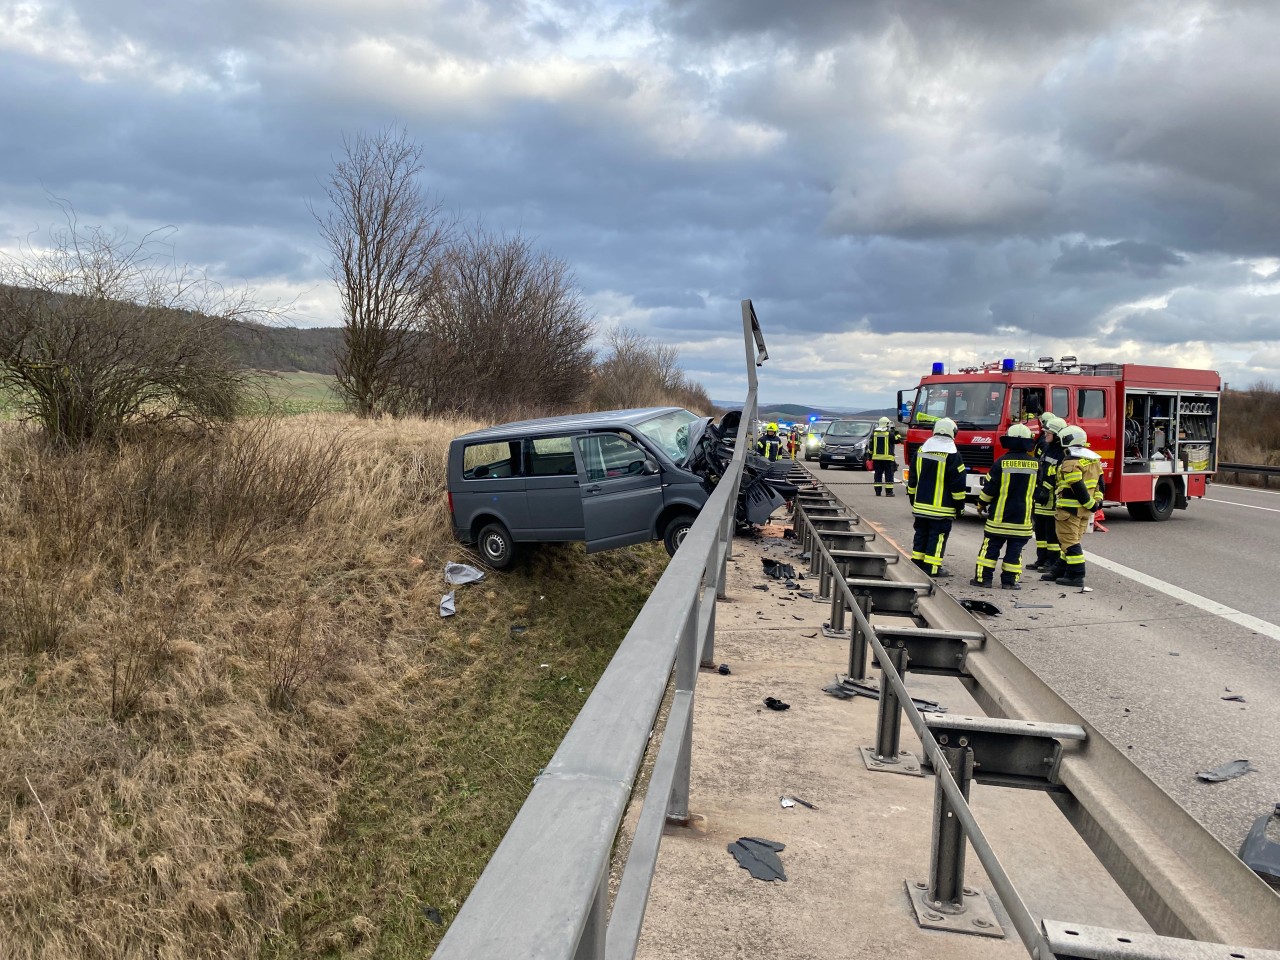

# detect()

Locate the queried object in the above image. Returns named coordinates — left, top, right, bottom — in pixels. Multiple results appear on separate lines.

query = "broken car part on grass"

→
left=727, top=837, right=787, bottom=881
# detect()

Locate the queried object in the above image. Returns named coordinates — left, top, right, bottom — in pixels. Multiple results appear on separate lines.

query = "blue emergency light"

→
left=1002, top=357, right=1015, bottom=372
left=931, top=362, right=945, bottom=375
left=809, top=415, right=818, bottom=422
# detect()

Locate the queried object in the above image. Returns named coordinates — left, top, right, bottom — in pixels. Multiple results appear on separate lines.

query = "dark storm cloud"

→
left=3, top=0, right=1279, bottom=409
left=1052, top=240, right=1187, bottom=278
left=659, top=0, right=1127, bottom=49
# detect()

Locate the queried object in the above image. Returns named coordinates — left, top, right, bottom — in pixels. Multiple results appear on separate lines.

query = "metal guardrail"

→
left=792, top=484, right=1280, bottom=957
left=431, top=301, right=767, bottom=960
left=1219, top=462, right=1280, bottom=486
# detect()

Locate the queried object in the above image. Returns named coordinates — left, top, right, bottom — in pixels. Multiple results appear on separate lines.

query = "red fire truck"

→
left=896, top=357, right=1221, bottom=521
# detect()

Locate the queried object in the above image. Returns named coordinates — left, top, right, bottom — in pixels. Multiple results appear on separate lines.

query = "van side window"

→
left=527, top=436, right=578, bottom=476
left=1051, top=387, right=1069, bottom=417
left=1078, top=389, right=1106, bottom=419
left=463, top=441, right=521, bottom=480
left=577, top=434, right=649, bottom=482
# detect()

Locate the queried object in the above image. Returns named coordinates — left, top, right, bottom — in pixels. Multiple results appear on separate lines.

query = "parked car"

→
left=817, top=419, right=875, bottom=470
left=448, top=407, right=712, bottom=568
left=803, top=420, right=834, bottom=461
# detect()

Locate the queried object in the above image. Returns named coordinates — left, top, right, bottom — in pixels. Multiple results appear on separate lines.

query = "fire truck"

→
left=896, top=357, right=1222, bottom=521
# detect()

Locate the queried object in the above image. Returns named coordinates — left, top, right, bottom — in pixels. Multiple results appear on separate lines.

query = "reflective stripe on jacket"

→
left=871, top=429, right=897, bottom=461
left=1056, top=455, right=1104, bottom=511
left=1034, top=438, right=1064, bottom=516
left=908, top=449, right=967, bottom=519
left=979, top=456, right=1037, bottom=536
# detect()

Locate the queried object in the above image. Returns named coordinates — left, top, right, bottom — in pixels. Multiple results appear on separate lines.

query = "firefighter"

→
left=971, top=423, right=1037, bottom=589
left=870, top=416, right=898, bottom=496
left=757, top=422, right=782, bottom=462
left=788, top=425, right=802, bottom=459
left=1027, top=414, right=1067, bottom=571
left=1042, top=424, right=1104, bottom=587
left=907, top=417, right=967, bottom=577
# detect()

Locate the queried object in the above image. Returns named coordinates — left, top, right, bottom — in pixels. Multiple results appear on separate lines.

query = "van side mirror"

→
left=643, top=458, right=660, bottom=475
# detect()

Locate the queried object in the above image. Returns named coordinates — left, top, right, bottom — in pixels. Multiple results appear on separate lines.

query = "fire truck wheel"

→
left=1126, top=479, right=1176, bottom=522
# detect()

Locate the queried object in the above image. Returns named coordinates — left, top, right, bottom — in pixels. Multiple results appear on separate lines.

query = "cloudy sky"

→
left=2, top=0, right=1278, bottom=409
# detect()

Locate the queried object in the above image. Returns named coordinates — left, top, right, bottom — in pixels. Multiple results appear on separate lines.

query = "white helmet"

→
left=1005, top=423, right=1033, bottom=440
left=1059, top=425, right=1088, bottom=448
left=877, top=416, right=890, bottom=429
left=1040, top=414, right=1066, bottom=435
left=933, top=417, right=958, bottom=438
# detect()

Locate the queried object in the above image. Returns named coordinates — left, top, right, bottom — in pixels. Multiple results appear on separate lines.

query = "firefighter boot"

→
left=1040, top=561, right=1066, bottom=581
left=1056, top=573, right=1086, bottom=588
left=1026, top=550, right=1049, bottom=571
left=885, top=489, right=895, bottom=497
left=969, top=576, right=992, bottom=589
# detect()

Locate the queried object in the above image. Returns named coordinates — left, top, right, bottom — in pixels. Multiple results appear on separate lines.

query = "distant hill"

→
left=227, top=323, right=342, bottom=374
left=715, top=401, right=897, bottom=421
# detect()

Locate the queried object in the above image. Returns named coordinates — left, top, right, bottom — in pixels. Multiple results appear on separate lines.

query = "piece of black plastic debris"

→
left=727, top=837, right=787, bottom=881
left=1239, top=804, right=1280, bottom=884
left=803, top=631, right=818, bottom=638
left=510, top=624, right=528, bottom=635
left=753, top=584, right=770, bottom=591
left=762, top=558, right=798, bottom=580
left=798, top=590, right=815, bottom=599
left=1196, top=759, right=1253, bottom=783
left=799, top=551, right=811, bottom=561
left=422, top=905, right=444, bottom=924
left=764, top=696, right=790, bottom=711
left=791, top=614, right=803, bottom=620
left=790, top=796, right=818, bottom=810
left=1222, top=694, right=1246, bottom=703
left=959, top=598, right=1002, bottom=616
left=784, top=579, right=800, bottom=589
left=1168, top=651, right=1180, bottom=656
left=718, top=663, right=731, bottom=675
left=783, top=528, right=797, bottom=540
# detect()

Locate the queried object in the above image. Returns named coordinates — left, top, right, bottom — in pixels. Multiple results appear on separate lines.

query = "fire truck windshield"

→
left=911, top=381, right=1007, bottom=430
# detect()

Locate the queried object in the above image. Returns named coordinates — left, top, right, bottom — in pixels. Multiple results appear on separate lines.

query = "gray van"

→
left=447, top=407, right=712, bottom=569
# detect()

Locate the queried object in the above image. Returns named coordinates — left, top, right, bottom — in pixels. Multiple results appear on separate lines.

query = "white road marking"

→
left=1088, top=555, right=1280, bottom=642
left=1205, top=497, right=1280, bottom=513
left=1214, top=483, right=1280, bottom=497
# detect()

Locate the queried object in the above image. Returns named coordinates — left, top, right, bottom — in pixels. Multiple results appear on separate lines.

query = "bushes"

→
left=1220, top=381, right=1280, bottom=466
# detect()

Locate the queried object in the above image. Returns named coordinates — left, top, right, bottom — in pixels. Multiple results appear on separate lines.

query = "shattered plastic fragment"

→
left=718, top=664, right=731, bottom=675
left=762, top=558, right=797, bottom=580
left=439, top=592, right=456, bottom=617
left=727, top=837, right=787, bottom=881
left=1222, top=694, right=1246, bottom=703
left=1195, top=759, right=1253, bottom=782
left=444, top=562, right=487, bottom=585
left=763, top=696, right=790, bottom=711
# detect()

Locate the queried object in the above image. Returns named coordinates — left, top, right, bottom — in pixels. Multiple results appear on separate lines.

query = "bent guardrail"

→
left=793, top=486, right=1280, bottom=956
left=431, top=301, right=767, bottom=960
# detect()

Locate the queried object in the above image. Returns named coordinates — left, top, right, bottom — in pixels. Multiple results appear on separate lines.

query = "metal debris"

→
left=822, top=676, right=946, bottom=713
left=1195, top=759, right=1253, bottom=783
left=1239, top=804, right=1280, bottom=884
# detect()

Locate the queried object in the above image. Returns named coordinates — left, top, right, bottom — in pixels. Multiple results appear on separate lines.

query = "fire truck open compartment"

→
left=1120, top=390, right=1218, bottom=475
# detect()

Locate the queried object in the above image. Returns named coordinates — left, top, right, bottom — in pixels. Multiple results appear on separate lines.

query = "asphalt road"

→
left=808, top=462, right=1280, bottom=858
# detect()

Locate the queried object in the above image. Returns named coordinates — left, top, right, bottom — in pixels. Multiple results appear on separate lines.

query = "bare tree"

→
left=411, top=228, right=595, bottom=417
left=314, top=127, right=452, bottom=417
left=589, top=326, right=698, bottom=411
left=0, top=211, right=264, bottom=448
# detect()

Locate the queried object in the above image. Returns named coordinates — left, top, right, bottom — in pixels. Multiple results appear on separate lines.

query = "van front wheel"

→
left=478, top=522, right=516, bottom=569
left=663, top=515, right=695, bottom=557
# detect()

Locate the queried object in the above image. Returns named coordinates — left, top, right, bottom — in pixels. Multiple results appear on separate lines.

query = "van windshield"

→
left=825, top=421, right=872, bottom=439
left=636, top=409, right=699, bottom=463
left=911, top=382, right=1007, bottom=429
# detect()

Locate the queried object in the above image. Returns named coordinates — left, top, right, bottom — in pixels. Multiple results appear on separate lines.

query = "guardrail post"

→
left=859, top=641, right=922, bottom=776
left=874, top=642, right=906, bottom=760
left=928, top=742, right=973, bottom=912
left=700, top=560, right=718, bottom=669
left=829, top=585, right=846, bottom=634
left=817, top=553, right=831, bottom=601
left=574, top=875, right=607, bottom=960
left=716, top=508, right=732, bottom=600
left=666, top=604, right=699, bottom=825
left=847, top=594, right=871, bottom=680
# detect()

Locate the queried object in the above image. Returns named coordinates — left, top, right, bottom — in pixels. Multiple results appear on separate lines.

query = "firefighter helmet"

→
left=877, top=416, right=890, bottom=429
left=1059, top=425, right=1088, bottom=448
left=1040, top=414, right=1066, bottom=435
left=768, top=422, right=778, bottom=433
left=1005, top=423, right=1033, bottom=440
left=933, top=418, right=958, bottom=438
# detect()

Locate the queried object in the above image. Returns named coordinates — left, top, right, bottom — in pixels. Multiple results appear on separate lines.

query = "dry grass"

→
left=0, top=414, right=667, bottom=959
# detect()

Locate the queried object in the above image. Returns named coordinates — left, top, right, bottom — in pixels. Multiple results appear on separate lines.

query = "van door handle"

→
left=586, top=484, right=601, bottom=494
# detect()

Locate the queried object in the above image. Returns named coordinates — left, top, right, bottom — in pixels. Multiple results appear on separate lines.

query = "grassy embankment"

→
left=0, top=413, right=668, bottom=958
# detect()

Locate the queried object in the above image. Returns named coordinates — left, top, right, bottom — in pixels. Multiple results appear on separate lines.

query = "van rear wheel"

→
left=663, top=515, right=695, bottom=557
left=477, top=522, right=516, bottom=569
